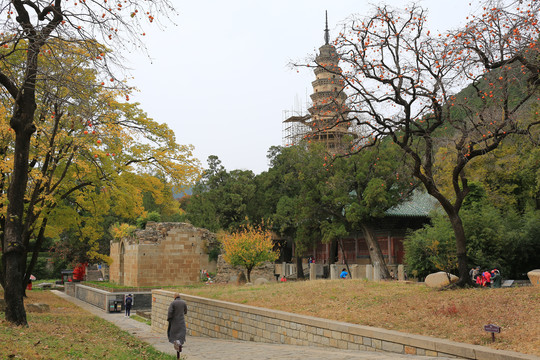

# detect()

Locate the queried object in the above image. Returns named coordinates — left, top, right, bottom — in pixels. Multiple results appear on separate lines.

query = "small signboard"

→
left=484, top=324, right=501, bottom=342
left=484, top=324, right=501, bottom=333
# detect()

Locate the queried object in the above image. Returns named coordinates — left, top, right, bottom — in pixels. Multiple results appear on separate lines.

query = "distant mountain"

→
left=173, top=187, right=192, bottom=199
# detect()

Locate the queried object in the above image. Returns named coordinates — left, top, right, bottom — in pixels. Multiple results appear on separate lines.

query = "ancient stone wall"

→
left=109, top=222, right=217, bottom=287
left=151, top=289, right=531, bottom=360
left=213, top=255, right=276, bottom=284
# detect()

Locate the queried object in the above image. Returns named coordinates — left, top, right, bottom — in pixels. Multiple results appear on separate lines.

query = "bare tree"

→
left=318, top=0, right=539, bottom=286
left=0, top=0, right=175, bottom=325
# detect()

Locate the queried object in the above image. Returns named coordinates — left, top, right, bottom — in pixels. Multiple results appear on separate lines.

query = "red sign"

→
left=484, top=324, right=501, bottom=333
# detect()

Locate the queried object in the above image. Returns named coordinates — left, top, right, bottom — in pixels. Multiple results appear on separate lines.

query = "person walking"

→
left=124, top=294, right=133, bottom=317
left=168, top=292, right=188, bottom=359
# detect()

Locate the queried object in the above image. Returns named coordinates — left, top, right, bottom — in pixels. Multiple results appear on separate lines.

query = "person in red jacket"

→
left=482, top=271, right=492, bottom=287
left=73, top=263, right=87, bottom=281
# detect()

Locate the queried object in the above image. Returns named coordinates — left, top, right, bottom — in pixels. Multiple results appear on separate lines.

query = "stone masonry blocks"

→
left=151, top=290, right=535, bottom=360
left=110, top=223, right=216, bottom=287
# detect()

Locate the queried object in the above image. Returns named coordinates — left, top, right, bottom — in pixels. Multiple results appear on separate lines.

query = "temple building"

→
left=283, top=12, right=355, bottom=152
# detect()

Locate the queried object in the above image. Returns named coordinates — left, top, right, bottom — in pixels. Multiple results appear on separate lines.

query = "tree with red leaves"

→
left=319, top=0, right=539, bottom=286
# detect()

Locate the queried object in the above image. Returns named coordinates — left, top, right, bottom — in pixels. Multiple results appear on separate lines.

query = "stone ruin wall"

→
left=109, top=222, right=217, bottom=287
left=213, top=255, right=276, bottom=284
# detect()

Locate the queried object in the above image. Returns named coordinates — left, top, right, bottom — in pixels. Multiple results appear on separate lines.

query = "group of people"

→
left=470, top=266, right=502, bottom=288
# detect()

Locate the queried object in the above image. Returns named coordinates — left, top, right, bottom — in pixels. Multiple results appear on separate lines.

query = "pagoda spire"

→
left=324, top=10, right=329, bottom=45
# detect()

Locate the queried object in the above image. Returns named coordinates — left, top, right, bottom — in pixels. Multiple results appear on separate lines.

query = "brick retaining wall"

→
left=65, top=283, right=152, bottom=312
left=151, top=289, right=538, bottom=360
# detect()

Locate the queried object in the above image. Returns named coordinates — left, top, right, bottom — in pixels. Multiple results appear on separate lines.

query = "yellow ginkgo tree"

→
left=0, top=0, right=179, bottom=326
left=0, top=32, right=198, bottom=326
left=220, top=223, right=279, bottom=283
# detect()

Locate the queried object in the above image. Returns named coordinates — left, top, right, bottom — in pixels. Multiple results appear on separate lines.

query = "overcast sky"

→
left=128, top=0, right=476, bottom=175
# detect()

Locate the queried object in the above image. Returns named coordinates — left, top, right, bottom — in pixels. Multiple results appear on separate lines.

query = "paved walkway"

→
left=51, top=290, right=456, bottom=360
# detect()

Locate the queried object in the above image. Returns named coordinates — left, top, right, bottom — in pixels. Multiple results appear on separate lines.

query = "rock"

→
left=236, top=271, right=247, bottom=285
left=254, top=278, right=269, bottom=286
left=214, top=254, right=275, bottom=284
left=425, top=272, right=459, bottom=288
left=528, top=269, right=540, bottom=287
left=35, top=282, right=53, bottom=289
left=26, top=303, right=50, bottom=313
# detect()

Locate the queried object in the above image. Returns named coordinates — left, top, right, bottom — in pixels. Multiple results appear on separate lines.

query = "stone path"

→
left=51, top=290, right=458, bottom=360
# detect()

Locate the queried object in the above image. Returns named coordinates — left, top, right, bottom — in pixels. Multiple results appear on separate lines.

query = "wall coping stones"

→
left=152, top=289, right=539, bottom=360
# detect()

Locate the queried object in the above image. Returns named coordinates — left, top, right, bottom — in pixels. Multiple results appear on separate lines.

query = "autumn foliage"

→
left=220, top=223, right=278, bottom=283
left=307, top=0, right=540, bottom=286
left=0, top=0, right=180, bottom=326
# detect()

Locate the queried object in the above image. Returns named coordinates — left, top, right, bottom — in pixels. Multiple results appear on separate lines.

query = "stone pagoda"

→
left=283, top=12, right=352, bottom=151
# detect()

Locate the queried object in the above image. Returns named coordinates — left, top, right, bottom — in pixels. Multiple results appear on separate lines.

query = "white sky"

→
left=128, top=0, right=476, bottom=175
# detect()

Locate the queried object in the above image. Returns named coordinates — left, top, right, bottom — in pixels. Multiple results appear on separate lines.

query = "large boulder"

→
left=26, top=303, right=50, bottom=313
left=35, top=282, right=53, bottom=289
left=425, top=272, right=459, bottom=288
left=254, top=277, right=269, bottom=286
left=236, top=271, right=247, bottom=286
left=528, top=269, right=540, bottom=287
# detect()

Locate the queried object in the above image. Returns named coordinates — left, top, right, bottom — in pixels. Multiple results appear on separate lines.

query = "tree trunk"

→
left=447, top=211, right=472, bottom=287
left=296, top=255, right=305, bottom=279
left=412, top=158, right=472, bottom=287
left=338, top=239, right=352, bottom=279
left=1, top=6, right=60, bottom=325
left=246, top=267, right=252, bottom=283
left=23, top=218, right=48, bottom=294
left=328, top=239, right=338, bottom=265
left=360, top=223, right=391, bottom=280
left=4, top=252, right=27, bottom=325
left=3, top=89, right=37, bottom=326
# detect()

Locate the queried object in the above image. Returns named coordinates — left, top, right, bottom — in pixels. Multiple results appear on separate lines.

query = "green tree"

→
left=405, top=187, right=540, bottom=280
left=183, top=156, right=256, bottom=232
left=404, top=215, right=457, bottom=280
left=327, top=140, right=416, bottom=279
left=265, top=145, right=327, bottom=278
left=465, top=135, right=540, bottom=212
left=266, top=142, right=415, bottom=279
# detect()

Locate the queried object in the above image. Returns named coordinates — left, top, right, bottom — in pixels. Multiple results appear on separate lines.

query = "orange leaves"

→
left=220, top=223, right=278, bottom=274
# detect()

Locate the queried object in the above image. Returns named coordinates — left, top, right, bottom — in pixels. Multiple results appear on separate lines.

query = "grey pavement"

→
left=51, top=290, right=457, bottom=360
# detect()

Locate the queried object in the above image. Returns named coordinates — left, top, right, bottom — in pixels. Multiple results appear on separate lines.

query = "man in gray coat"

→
left=167, top=293, right=187, bottom=358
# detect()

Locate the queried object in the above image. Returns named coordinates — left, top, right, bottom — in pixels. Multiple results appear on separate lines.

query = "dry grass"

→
left=177, top=280, right=540, bottom=356
left=0, top=290, right=174, bottom=359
